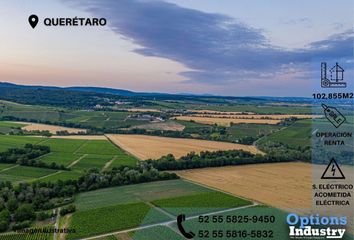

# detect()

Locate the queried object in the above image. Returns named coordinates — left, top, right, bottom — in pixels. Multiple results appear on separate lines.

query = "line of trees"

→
left=146, top=149, right=296, bottom=171
left=0, top=144, right=67, bottom=170
left=257, top=141, right=311, bottom=162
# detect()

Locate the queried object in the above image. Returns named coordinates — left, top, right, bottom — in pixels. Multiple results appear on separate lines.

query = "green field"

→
left=0, top=163, right=14, bottom=171
left=67, top=202, right=171, bottom=239
left=147, top=100, right=314, bottom=114
left=0, top=166, right=57, bottom=183
left=69, top=179, right=254, bottom=239
left=0, top=135, right=44, bottom=152
left=75, top=140, right=122, bottom=155
left=36, top=171, right=82, bottom=183
left=75, top=180, right=211, bottom=211
left=0, top=226, right=53, bottom=240
left=0, top=101, right=149, bottom=131
left=177, top=120, right=212, bottom=134
left=38, top=152, right=82, bottom=166
left=258, top=119, right=312, bottom=148
left=152, top=192, right=251, bottom=216
left=0, top=121, right=26, bottom=134
left=71, top=154, right=114, bottom=172
left=227, top=123, right=281, bottom=139
left=40, top=138, right=86, bottom=153
left=0, top=136, right=137, bottom=184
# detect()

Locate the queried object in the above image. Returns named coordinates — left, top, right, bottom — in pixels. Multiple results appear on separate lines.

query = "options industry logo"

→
left=287, top=213, right=347, bottom=239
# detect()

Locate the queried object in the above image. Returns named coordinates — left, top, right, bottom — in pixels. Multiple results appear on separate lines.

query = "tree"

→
left=6, top=198, right=18, bottom=212
left=0, top=209, right=10, bottom=232
left=14, top=204, right=35, bottom=222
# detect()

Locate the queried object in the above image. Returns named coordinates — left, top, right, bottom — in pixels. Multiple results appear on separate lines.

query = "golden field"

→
left=173, top=116, right=281, bottom=126
left=176, top=162, right=313, bottom=209
left=14, top=122, right=87, bottom=134
left=173, top=114, right=321, bottom=126
left=106, top=134, right=263, bottom=160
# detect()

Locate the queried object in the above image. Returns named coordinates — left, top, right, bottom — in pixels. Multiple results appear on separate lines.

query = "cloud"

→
left=64, top=0, right=353, bottom=84
left=280, top=17, right=312, bottom=28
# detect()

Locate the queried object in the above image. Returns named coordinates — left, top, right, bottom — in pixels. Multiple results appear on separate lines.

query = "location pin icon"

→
left=28, top=14, right=39, bottom=29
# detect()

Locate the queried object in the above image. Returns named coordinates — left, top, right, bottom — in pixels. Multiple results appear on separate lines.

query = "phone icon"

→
left=177, top=214, right=195, bottom=239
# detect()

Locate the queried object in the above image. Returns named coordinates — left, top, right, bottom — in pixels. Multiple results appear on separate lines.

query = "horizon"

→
left=0, top=81, right=314, bottom=98
left=0, top=0, right=353, bottom=97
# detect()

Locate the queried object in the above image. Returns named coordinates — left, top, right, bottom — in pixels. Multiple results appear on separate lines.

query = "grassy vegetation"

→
left=108, top=154, right=137, bottom=168
left=0, top=121, right=26, bottom=134
left=258, top=119, right=312, bottom=148
left=75, top=180, right=211, bottom=211
left=0, top=166, right=57, bottom=183
left=147, top=100, right=314, bottom=114
left=38, top=152, right=82, bottom=166
left=0, top=100, right=148, bottom=131
left=0, top=227, right=53, bottom=240
left=227, top=123, right=281, bottom=139
left=36, top=171, right=82, bottom=183
left=152, top=192, right=251, bottom=216
left=70, top=180, right=253, bottom=239
left=0, top=135, right=44, bottom=152
left=71, top=154, right=114, bottom=172
left=177, top=120, right=212, bottom=134
left=0, top=163, right=15, bottom=171
left=67, top=202, right=171, bottom=239
left=40, top=138, right=86, bottom=153
left=75, top=140, right=122, bottom=155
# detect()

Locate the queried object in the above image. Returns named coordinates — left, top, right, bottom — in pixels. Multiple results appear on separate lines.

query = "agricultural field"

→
left=131, top=121, right=185, bottom=131
left=0, top=226, right=54, bottom=240
left=71, top=154, right=115, bottom=172
left=48, top=135, right=107, bottom=140
left=75, top=180, right=212, bottom=211
left=184, top=114, right=319, bottom=119
left=227, top=123, right=281, bottom=139
left=173, top=113, right=321, bottom=127
left=175, top=162, right=313, bottom=209
left=0, top=100, right=65, bottom=122
left=106, top=134, right=263, bottom=160
left=67, top=202, right=171, bottom=239
left=174, top=116, right=282, bottom=126
left=0, top=163, right=15, bottom=171
left=36, top=170, right=83, bottom=183
left=187, top=103, right=316, bottom=114
left=152, top=192, right=251, bottom=216
left=0, top=165, right=58, bottom=183
left=0, top=135, right=44, bottom=152
left=37, top=152, right=82, bottom=166
left=0, top=121, right=26, bottom=134
left=66, top=179, right=253, bottom=239
left=258, top=119, right=312, bottom=148
left=126, top=108, right=161, bottom=113
left=177, top=120, right=212, bottom=134
left=0, top=136, right=137, bottom=184
left=144, top=100, right=316, bottom=114
left=15, top=121, right=87, bottom=134
left=0, top=101, right=151, bottom=131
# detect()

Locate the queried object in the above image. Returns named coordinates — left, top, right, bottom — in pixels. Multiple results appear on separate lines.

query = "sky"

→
left=0, top=0, right=353, bottom=96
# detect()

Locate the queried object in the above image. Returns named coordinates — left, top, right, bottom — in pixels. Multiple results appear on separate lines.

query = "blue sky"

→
left=0, top=0, right=353, bottom=96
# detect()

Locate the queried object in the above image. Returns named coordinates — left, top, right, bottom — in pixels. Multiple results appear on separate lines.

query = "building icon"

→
left=321, top=62, right=346, bottom=88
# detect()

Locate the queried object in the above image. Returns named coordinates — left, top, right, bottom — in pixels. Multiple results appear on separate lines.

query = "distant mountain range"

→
left=0, top=82, right=312, bottom=102
left=0, top=82, right=143, bottom=97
